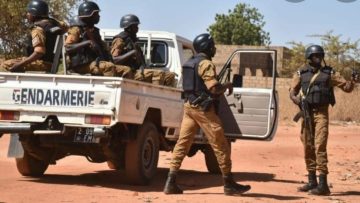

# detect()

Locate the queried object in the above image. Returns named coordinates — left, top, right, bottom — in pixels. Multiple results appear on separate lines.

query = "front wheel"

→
left=125, top=122, right=160, bottom=185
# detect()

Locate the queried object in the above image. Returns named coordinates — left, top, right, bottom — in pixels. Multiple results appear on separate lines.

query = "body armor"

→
left=26, top=18, right=60, bottom=63
left=113, top=31, right=142, bottom=70
left=300, top=66, right=336, bottom=106
left=70, top=26, right=111, bottom=68
left=182, top=54, right=210, bottom=101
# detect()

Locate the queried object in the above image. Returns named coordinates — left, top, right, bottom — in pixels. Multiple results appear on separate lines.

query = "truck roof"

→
left=100, top=29, right=192, bottom=46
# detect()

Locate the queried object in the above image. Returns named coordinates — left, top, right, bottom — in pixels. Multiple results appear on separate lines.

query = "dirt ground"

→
left=0, top=124, right=359, bottom=203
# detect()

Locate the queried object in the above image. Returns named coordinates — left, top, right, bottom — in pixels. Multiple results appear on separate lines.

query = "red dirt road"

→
left=0, top=124, right=359, bottom=203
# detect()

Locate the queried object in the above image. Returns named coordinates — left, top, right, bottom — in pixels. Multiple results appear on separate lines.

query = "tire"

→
left=203, top=141, right=232, bottom=174
left=125, top=122, right=159, bottom=185
left=15, top=151, right=49, bottom=177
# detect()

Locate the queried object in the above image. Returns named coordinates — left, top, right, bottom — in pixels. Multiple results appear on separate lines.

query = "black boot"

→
left=297, top=171, right=318, bottom=192
left=223, top=173, right=251, bottom=196
left=310, top=174, right=331, bottom=196
left=163, top=171, right=183, bottom=194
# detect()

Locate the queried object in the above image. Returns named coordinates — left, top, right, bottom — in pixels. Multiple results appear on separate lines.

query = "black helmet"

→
left=193, top=33, right=215, bottom=54
left=305, top=45, right=325, bottom=59
left=27, top=0, right=49, bottom=17
left=78, top=1, right=100, bottom=18
left=69, top=16, right=85, bottom=27
left=120, top=14, right=140, bottom=28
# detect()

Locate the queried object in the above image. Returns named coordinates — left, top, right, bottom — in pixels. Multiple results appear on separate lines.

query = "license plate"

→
left=74, top=128, right=96, bottom=143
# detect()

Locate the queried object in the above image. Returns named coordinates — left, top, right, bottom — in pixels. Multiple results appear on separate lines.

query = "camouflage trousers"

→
left=134, top=69, right=176, bottom=86
left=300, top=105, right=329, bottom=175
left=0, top=57, right=51, bottom=72
left=170, top=103, right=232, bottom=175
left=71, top=61, right=133, bottom=78
left=135, top=69, right=165, bottom=85
left=163, top=71, right=176, bottom=87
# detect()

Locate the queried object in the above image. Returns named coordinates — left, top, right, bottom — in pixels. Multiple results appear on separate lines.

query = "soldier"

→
left=163, top=33, right=251, bottom=195
left=65, top=1, right=132, bottom=78
left=0, top=0, right=67, bottom=73
left=111, top=14, right=167, bottom=85
left=290, top=45, right=358, bottom=196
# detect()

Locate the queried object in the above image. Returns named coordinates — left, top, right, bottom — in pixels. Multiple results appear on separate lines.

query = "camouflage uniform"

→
left=170, top=58, right=231, bottom=175
left=290, top=65, right=355, bottom=175
left=163, top=71, right=176, bottom=87
left=111, top=36, right=165, bottom=85
left=66, top=26, right=133, bottom=78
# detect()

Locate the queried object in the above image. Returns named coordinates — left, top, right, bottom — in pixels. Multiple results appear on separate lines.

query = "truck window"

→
left=137, top=41, right=168, bottom=68
left=104, top=37, right=113, bottom=49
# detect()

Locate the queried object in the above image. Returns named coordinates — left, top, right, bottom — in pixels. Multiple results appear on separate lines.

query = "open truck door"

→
left=217, top=49, right=278, bottom=141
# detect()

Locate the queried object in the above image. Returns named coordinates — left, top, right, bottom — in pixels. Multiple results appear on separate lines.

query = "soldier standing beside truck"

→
left=0, top=0, right=67, bottom=73
left=65, top=1, right=132, bottom=78
left=163, top=33, right=251, bottom=196
left=290, top=45, right=359, bottom=196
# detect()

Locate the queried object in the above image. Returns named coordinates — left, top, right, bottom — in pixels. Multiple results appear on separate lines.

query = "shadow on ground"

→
left=331, top=191, right=360, bottom=196
left=22, top=167, right=303, bottom=201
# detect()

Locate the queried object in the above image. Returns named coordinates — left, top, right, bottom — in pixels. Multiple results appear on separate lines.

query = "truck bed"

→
left=0, top=73, right=183, bottom=129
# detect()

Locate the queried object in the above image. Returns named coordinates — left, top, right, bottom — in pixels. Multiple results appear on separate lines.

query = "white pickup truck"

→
left=0, top=30, right=278, bottom=185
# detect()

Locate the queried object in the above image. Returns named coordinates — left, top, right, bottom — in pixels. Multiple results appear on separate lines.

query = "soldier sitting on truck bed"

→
left=111, top=14, right=175, bottom=86
left=0, top=0, right=67, bottom=73
left=64, top=1, right=133, bottom=78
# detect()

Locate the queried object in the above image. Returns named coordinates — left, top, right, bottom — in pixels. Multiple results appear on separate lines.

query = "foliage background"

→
left=282, top=31, right=360, bottom=78
left=0, top=0, right=81, bottom=58
left=207, top=3, right=270, bottom=46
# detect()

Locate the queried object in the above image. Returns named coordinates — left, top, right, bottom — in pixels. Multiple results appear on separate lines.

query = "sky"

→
left=95, top=0, right=360, bottom=47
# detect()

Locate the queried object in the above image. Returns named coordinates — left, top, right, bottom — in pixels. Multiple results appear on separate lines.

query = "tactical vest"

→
left=26, top=18, right=60, bottom=63
left=70, top=26, right=111, bottom=68
left=300, top=66, right=336, bottom=107
left=113, top=31, right=141, bottom=70
left=182, top=54, right=210, bottom=99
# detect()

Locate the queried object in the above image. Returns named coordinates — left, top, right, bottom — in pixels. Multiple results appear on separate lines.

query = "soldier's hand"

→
left=291, top=96, right=301, bottom=105
left=226, top=82, right=233, bottom=96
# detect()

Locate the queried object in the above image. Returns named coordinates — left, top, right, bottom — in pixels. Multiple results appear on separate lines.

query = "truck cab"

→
left=101, top=29, right=195, bottom=87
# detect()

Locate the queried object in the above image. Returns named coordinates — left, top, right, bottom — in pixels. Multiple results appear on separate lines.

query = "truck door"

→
left=217, top=49, right=278, bottom=141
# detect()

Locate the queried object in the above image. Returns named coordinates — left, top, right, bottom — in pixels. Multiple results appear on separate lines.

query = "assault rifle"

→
left=190, top=92, right=213, bottom=111
left=293, top=98, right=314, bottom=141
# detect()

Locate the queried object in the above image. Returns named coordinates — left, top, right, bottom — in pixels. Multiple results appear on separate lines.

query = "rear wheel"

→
left=16, top=151, right=49, bottom=177
left=125, top=122, right=159, bottom=185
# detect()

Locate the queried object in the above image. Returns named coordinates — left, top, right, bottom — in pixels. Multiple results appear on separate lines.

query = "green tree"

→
left=282, top=41, right=306, bottom=77
left=0, top=0, right=82, bottom=58
left=310, top=31, right=360, bottom=75
left=207, top=3, right=270, bottom=46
